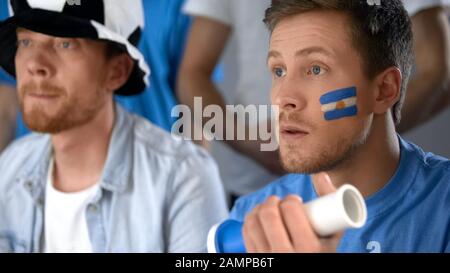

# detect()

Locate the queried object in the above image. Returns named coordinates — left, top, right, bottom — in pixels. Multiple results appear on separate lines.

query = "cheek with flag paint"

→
left=320, top=87, right=358, bottom=121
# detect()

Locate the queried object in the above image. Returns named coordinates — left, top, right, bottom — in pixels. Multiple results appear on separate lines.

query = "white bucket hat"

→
left=0, top=0, right=150, bottom=95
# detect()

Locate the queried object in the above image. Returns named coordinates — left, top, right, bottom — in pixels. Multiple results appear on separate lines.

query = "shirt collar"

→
left=17, top=104, right=134, bottom=199
left=364, top=135, right=420, bottom=219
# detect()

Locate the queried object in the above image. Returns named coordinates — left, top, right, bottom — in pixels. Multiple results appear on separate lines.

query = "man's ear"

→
left=105, top=54, right=134, bottom=92
left=372, top=67, right=402, bottom=115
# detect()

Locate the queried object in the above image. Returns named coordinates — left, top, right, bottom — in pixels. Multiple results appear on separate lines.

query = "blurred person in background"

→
left=401, top=0, right=450, bottom=158
left=178, top=0, right=282, bottom=206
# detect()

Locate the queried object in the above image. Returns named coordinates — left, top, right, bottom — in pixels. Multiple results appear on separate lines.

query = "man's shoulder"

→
left=0, top=133, right=49, bottom=161
left=230, top=174, right=316, bottom=221
left=0, top=133, right=50, bottom=186
left=129, top=112, right=213, bottom=163
left=420, top=150, right=450, bottom=196
left=404, top=138, right=450, bottom=177
left=402, top=139, right=450, bottom=204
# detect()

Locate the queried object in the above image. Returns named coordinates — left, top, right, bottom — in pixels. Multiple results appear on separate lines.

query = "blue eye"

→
left=17, top=39, right=31, bottom=48
left=308, top=65, right=325, bottom=76
left=274, top=67, right=286, bottom=78
left=61, top=41, right=72, bottom=49
left=312, top=66, right=321, bottom=75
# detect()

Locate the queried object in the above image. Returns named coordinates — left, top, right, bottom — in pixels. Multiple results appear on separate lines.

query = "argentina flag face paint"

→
left=320, top=87, right=358, bottom=121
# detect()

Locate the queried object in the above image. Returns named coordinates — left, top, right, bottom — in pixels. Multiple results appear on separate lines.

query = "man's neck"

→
left=51, top=102, right=115, bottom=193
left=312, top=115, right=401, bottom=197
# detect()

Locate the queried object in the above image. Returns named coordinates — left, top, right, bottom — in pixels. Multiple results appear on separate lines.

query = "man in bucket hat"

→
left=0, top=0, right=227, bottom=253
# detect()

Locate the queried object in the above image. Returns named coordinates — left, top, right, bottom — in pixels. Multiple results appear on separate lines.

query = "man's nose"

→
left=25, top=50, right=54, bottom=79
left=272, top=81, right=307, bottom=112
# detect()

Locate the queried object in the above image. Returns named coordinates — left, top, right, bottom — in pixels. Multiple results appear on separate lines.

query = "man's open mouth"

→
left=280, top=124, right=309, bottom=138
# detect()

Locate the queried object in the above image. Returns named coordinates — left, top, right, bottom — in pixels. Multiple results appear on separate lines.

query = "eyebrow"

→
left=267, top=50, right=281, bottom=63
left=267, top=46, right=333, bottom=63
left=16, top=27, right=27, bottom=34
left=296, top=46, right=333, bottom=57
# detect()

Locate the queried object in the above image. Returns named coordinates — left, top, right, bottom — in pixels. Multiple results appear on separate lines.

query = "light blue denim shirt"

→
left=0, top=104, right=228, bottom=253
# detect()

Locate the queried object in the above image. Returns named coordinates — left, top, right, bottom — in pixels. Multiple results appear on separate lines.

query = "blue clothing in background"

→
left=115, top=0, right=191, bottom=132
left=0, top=69, right=14, bottom=87
left=0, top=2, right=15, bottom=86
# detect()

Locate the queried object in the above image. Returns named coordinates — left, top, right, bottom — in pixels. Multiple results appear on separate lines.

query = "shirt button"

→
left=25, top=181, right=33, bottom=191
left=88, top=204, right=99, bottom=213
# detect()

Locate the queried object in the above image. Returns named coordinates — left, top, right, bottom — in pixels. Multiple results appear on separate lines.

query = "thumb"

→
left=313, top=172, right=337, bottom=197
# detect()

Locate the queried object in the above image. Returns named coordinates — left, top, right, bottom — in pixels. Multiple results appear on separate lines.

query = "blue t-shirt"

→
left=230, top=137, right=450, bottom=253
left=0, top=0, right=190, bottom=137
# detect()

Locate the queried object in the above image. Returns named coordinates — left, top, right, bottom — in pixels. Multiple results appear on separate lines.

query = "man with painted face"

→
left=229, top=0, right=450, bottom=253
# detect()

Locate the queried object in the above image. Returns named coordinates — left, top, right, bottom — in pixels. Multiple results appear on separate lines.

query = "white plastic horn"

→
left=304, top=184, right=367, bottom=236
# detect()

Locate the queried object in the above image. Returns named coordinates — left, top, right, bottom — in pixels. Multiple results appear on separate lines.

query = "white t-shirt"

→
left=183, top=0, right=277, bottom=196
left=404, top=0, right=450, bottom=16
left=44, top=159, right=99, bottom=253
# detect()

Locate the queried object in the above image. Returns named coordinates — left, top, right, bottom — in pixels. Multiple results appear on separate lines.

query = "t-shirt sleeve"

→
left=182, top=0, right=232, bottom=26
left=229, top=192, right=271, bottom=222
left=403, top=0, right=450, bottom=16
left=229, top=198, right=249, bottom=222
left=229, top=174, right=314, bottom=222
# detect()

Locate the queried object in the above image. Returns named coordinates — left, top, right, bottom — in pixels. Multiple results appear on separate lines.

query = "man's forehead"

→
left=16, top=27, right=60, bottom=39
left=268, top=46, right=335, bottom=62
left=15, top=28, right=94, bottom=44
left=16, top=27, right=33, bottom=34
left=268, top=11, right=352, bottom=59
left=270, top=10, right=352, bottom=45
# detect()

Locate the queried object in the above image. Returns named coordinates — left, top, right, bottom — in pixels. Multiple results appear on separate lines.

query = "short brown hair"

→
left=264, top=0, right=413, bottom=125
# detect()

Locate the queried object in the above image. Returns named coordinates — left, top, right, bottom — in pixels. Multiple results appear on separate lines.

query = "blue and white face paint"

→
left=320, top=87, right=358, bottom=121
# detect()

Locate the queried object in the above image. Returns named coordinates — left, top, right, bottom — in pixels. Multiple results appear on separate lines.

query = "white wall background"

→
left=403, top=107, right=450, bottom=158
